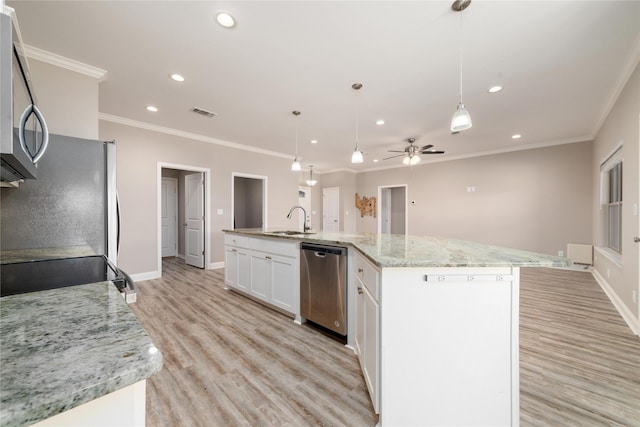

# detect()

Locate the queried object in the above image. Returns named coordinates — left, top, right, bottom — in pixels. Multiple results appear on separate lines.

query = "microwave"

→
left=0, top=7, right=48, bottom=183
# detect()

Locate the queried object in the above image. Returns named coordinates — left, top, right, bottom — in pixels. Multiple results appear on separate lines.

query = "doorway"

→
left=323, top=187, right=340, bottom=232
left=161, top=177, right=178, bottom=257
left=378, top=185, right=407, bottom=235
left=158, top=163, right=211, bottom=275
left=232, top=173, right=267, bottom=229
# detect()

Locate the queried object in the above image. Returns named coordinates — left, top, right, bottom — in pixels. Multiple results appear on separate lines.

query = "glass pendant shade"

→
left=450, top=102, right=472, bottom=132
left=291, top=158, right=301, bottom=171
left=306, top=167, right=317, bottom=186
left=351, top=149, right=364, bottom=164
left=403, top=155, right=421, bottom=165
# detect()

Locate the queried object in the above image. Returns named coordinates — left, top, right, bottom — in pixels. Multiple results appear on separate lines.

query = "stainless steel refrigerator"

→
left=1, top=132, right=119, bottom=262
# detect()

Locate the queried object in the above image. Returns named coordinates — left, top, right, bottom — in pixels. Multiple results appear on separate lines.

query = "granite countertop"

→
left=0, top=245, right=96, bottom=264
left=0, top=282, right=162, bottom=427
left=224, top=229, right=571, bottom=268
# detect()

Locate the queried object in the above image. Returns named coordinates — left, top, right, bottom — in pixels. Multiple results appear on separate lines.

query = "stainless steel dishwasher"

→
left=300, top=243, right=347, bottom=336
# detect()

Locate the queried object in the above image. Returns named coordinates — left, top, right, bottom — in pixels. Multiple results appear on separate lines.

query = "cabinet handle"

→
left=357, top=286, right=363, bottom=295
left=265, top=256, right=272, bottom=260
left=232, top=249, right=237, bottom=252
left=358, top=268, right=364, bottom=274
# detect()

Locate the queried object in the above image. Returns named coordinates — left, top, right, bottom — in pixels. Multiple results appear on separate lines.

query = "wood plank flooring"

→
left=130, top=258, right=640, bottom=426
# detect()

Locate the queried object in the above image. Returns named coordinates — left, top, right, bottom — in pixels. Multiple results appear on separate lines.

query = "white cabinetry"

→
left=353, top=251, right=380, bottom=414
left=224, top=233, right=299, bottom=318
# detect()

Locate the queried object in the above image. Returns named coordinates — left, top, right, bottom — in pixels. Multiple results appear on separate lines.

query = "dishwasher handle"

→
left=300, top=243, right=346, bottom=256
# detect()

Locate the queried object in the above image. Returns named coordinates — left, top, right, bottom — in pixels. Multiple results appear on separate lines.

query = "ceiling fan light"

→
left=402, top=156, right=410, bottom=165
left=410, top=155, right=421, bottom=165
left=291, top=159, right=301, bottom=171
left=351, top=149, right=364, bottom=164
left=450, top=102, right=472, bottom=132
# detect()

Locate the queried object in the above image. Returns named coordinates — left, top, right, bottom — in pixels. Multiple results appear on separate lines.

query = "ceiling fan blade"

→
left=387, top=150, right=406, bottom=153
left=420, top=144, right=433, bottom=150
left=421, top=150, right=445, bottom=154
left=382, top=154, right=406, bottom=160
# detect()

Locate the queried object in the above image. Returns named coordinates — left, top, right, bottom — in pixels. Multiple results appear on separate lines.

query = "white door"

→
left=185, top=173, right=204, bottom=268
left=323, top=187, right=340, bottom=232
left=298, top=187, right=311, bottom=230
left=380, top=188, right=391, bottom=234
left=161, top=178, right=178, bottom=257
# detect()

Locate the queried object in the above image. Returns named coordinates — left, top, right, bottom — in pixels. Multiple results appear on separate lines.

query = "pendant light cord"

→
left=355, top=90, right=360, bottom=150
left=459, top=12, right=463, bottom=103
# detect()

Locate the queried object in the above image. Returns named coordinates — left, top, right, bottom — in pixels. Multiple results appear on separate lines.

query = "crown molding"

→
left=22, top=44, right=107, bottom=80
left=99, top=113, right=292, bottom=160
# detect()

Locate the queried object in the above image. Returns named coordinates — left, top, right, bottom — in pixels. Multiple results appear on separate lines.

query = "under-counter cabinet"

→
left=353, top=251, right=380, bottom=414
left=224, top=234, right=300, bottom=319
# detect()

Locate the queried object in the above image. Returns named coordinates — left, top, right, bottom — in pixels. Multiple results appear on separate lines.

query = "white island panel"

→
left=380, top=266, right=520, bottom=427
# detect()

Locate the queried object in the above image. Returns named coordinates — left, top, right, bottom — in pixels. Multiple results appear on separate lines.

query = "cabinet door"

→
left=250, top=253, right=270, bottom=300
left=363, top=286, right=380, bottom=414
left=270, top=255, right=296, bottom=312
left=224, top=247, right=238, bottom=288
left=236, top=249, right=250, bottom=292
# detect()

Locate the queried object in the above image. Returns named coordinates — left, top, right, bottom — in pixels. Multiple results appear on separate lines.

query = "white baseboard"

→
left=592, top=269, right=639, bottom=336
left=130, top=271, right=161, bottom=283
left=209, top=261, right=224, bottom=270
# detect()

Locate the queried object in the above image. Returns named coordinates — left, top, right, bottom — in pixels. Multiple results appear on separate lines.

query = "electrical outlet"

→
left=558, top=250, right=564, bottom=257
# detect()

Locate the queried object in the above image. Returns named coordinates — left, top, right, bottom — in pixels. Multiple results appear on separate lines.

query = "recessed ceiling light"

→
left=376, top=119, right=385, bottom=126
left=170, top=73, right=185, bottom=82
left=216, top=11, right=236, bottom=28
left=373, top=159, right=379, bottom=163
left=488, top=85, right=503, bottom=93
left=310, top=139, right=318, bottom=144
left=512, top=134, right=522, bottom=139
left=146, top=105, right=158, bottom=112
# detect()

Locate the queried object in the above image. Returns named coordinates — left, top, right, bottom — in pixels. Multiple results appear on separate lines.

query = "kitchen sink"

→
left=267, top=230, right=316, bottom=236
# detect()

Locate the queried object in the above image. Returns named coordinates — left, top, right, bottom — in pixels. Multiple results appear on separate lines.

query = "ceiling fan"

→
left=383, top=138, right=445, bottom=165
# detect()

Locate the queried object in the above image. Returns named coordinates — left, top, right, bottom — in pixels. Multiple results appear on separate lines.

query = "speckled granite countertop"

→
left=0, top=245, right=95, bottom=264
left=224, top=229, right=571, bottom=268
left=0, top=282, right=162, bottom=427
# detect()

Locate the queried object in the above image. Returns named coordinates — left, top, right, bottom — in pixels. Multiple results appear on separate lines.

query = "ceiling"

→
left=8, top=1, right=640, bottom=173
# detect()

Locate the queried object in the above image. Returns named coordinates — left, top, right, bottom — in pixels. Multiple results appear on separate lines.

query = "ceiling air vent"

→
left=192, top=107, right=216, bottom=118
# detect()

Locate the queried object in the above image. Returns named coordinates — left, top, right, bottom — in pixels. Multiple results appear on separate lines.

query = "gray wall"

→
left=355, top=142, right=593, bottom=256
left=591, top=62, right=639, bottom=328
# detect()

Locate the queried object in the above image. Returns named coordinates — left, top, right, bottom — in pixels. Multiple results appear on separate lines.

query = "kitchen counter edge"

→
left=223, top=229, right=571, bottom=269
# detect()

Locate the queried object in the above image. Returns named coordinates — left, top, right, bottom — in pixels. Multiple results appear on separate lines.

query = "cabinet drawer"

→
left=250, top=237, right=299, bottom=258
left=224, top=234, right=250, bottom=248
left=354, top=251, right=380, bottom=300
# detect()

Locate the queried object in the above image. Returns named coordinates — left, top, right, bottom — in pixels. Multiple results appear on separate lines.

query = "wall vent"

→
left=192, top=107, right=216, bottom=118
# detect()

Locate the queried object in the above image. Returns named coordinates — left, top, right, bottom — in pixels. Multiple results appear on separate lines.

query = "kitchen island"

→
left=224, top=229, right=570, bottom=427
left=0, top=279, right=162, bottom=427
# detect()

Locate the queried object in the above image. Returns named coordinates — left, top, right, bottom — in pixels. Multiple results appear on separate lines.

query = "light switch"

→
left=217, top=209, right=224, bottom=215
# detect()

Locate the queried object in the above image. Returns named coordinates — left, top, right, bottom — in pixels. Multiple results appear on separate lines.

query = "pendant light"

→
left=450, top=0, right=472, bottom=133
left=291, top=111, right=301, bottom=171
left=305, top=165, right=317, bottom=186
left=351, top=83, right=364, bottom=164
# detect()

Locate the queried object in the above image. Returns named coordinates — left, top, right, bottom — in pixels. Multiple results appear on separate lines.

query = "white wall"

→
left=99, top=120, right=299, bottom=276
left=591, top=62, right=639, bottom=334
left=355, top=142, right=593, bottom=256
left=28, top=59, right=99, bottom=139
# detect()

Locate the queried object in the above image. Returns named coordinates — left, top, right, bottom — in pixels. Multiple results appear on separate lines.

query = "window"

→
left=600, top=146, right=623, bottom=254
left=608, top=162, right=622, bottom=252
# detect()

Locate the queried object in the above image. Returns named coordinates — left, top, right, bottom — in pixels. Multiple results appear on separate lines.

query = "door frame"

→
left=231, top=172, right=268, bottom=229
left=377, top=184, right=408, bottom=235
left=157, top=162, right=211, bottom=275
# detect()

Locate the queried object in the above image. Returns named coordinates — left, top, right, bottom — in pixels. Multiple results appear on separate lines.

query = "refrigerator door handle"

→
left=116, top=191, right=121, bottom=254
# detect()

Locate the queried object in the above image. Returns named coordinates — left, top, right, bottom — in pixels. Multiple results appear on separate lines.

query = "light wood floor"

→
left=131, top=258, right=640, bottom=426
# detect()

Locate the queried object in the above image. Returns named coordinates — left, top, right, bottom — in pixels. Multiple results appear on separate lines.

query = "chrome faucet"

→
left=286, top=205, right=310, bottom=232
